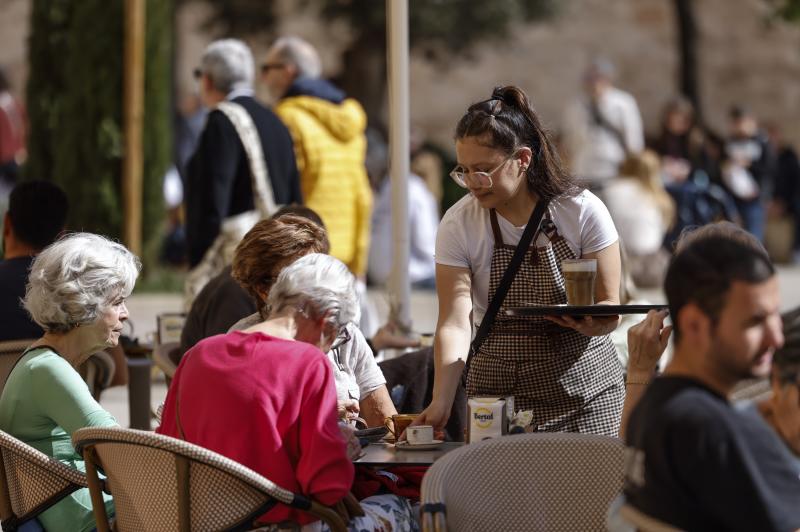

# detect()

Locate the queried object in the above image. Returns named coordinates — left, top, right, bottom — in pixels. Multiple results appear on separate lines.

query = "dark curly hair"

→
left=455, top=85, right=579, bottom=201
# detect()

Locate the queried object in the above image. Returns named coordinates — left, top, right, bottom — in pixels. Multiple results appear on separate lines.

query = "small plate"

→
left=354, top=426, right=389, bottom=443
left=395, top=440, right=444, bottom=451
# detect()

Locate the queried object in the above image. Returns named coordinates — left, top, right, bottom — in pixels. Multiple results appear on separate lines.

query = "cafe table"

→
left=354, top=442, right=464, bottom=466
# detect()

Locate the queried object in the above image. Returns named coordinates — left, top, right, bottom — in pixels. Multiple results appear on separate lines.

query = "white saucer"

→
left=395, top=440, right=444, bottom=451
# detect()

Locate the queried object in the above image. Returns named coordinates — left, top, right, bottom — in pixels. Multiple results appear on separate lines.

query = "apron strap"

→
left=490, top=208, right=546, bottom=250
left=465, top=199, right=550, bottom=382
left=489, top=209, right=504, bottom=246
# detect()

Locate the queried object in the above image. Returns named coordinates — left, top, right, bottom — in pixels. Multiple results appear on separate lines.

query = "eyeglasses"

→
left=330, top=326, right=351, bottom=352
left=449, top=151, right=519, bottom=189
left=260, top=62, right=285, bottom=74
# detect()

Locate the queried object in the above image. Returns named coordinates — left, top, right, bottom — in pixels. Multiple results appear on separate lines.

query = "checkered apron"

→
left=465, top=209, right=624, bottom=436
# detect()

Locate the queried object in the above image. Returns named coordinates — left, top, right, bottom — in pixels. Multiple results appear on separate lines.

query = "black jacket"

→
left=185, top=95, right=302, bottom=266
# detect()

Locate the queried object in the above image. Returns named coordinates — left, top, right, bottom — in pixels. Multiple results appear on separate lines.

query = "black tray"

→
left=505, top=304, right=668, bottom=317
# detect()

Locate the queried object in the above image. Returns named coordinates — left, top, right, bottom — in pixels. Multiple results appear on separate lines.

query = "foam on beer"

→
left=562, top=259, right=597, bottom=272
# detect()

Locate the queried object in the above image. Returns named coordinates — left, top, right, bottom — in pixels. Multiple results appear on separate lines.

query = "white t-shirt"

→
left=435, top=190, right=619, bottom=324
left=368, top=173, right=439, bottom=285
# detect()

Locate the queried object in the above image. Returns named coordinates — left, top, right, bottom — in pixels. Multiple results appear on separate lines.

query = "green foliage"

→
left=321, top=0, right=560, bottom=55
left=142, top=0, right=173, bottom=267
left=24, top=0, right=172, bottom=268
left=769, top=0, right=800, bottom=20
left=198, top=0, right=560, bottom=54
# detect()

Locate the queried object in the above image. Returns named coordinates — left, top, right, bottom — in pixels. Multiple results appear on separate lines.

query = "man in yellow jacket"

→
left=262, top=36, right=372, bottom=278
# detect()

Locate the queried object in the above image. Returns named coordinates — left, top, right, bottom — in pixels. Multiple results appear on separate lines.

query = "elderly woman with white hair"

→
left=0, top=233, right=140, bottom=532
left=158, top=253, right=418, bottom=531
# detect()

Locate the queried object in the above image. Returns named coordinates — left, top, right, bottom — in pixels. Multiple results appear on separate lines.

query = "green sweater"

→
left=0, top=347, right=117, bottom=532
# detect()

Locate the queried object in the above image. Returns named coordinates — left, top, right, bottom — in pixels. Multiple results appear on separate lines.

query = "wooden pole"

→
left=123, top=0, right=146, bottom=255
left=387, top=0, right=412, bottom=332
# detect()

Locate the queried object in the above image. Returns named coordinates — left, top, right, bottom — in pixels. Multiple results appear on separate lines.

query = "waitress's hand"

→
left=544, top=314, right=619, bottom=336
left=412, top=400, right=451, bottom=434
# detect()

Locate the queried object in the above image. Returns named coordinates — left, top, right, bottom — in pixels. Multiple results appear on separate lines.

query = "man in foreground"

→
left=624, top=235, right=800, bottom=530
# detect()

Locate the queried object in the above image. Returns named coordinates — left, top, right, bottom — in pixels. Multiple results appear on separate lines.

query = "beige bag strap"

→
left=216, top=101, right=277, bottom=218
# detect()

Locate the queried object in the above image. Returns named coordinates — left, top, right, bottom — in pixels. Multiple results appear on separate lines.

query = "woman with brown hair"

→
left=414, top=85, right=624, bottom=435
left=229, top=213, right=398, bottom=428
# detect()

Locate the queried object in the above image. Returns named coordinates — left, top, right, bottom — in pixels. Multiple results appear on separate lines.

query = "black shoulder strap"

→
left=465, top=199, right=549, bottom=375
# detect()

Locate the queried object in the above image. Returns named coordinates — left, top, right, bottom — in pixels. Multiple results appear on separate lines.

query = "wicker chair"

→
left=0, top=429, right=89, bottom=531
left=0, top=339, right=36, bottom=393
left=73, top=427, right=349, bottom=532
left=153, top=313, right=187, bottom=387
left=151, top=341, right=180, bottom=387
left=420, top=433, right=626, bottom=532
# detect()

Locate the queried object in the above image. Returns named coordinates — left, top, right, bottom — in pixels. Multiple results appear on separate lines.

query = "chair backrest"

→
left=0, top=339, right=36, bottom=394
left=421, top=433, right=626, bottom=532
left=151, top=341, right=180, bottom=382
left=0, top=429, right=87, bottom=530
left=157, top=313, right=187, bottom=346
left=73, top=427, right=346, bottom=532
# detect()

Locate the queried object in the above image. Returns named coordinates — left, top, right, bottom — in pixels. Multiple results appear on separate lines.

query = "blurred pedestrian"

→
left=184, top=39, right=302, bottom=308
left=765, top=123, right=800, bottom=262
left=604, top=150, right=673, bottom=287
left=723, top=105, right=775, bottom=240
left=0, top=67, right=26, bottom=194
left=261, top=36, right=372, bottom=281
left=652, top=96, right=719, bottom=187
left=562, top=57, right=644, bottom=195
left=366, top=130, right=438, bottom=290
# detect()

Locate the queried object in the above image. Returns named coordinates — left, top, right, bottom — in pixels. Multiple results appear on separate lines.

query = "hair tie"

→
left=491, top=89, right=509, bottom=105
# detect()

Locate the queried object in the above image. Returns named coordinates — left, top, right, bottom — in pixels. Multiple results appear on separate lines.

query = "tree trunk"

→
left=336, top=30, right=389, bottom=133
left=674, top=0, right=701, bottom=121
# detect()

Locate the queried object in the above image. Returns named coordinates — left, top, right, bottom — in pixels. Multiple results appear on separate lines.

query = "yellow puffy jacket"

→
left=275, top=95, right=372, bottom=276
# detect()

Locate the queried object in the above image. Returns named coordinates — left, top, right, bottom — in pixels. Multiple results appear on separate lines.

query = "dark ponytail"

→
left=455, top=85, right=578, bottom=201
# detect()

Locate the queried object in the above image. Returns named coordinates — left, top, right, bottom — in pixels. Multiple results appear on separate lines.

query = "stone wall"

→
left=3, top=0, right=800, bottom=152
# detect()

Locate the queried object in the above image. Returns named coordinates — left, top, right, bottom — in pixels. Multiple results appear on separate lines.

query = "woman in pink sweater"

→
left=158, top=253, right=417, bottom=530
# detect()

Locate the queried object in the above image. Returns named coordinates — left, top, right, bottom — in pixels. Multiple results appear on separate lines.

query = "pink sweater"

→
left=157, top=331, right=354, bottom=524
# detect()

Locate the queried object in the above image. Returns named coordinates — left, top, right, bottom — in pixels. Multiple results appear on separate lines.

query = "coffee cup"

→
left=384, top=414, right=418, bottom=438
left=562, top=259, right=597, bottom=306
left=406, top=425, right=434, bottom=445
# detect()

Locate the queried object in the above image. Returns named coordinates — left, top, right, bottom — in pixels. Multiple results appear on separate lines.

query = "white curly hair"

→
left=267, top=253, right=359, bottom=331
left=24, top=233, right=141, bottom=333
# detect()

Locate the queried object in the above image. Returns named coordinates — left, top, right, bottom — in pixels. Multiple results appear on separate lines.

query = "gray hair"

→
left=200, top=39, right=254, bottom=94
left=267, top=253, right=359, bottom=330
left=24, top=233, right=141, bottom=333
left=585, top=56, right=615, bottom=81
left=271, top=36, right=321, bottom=80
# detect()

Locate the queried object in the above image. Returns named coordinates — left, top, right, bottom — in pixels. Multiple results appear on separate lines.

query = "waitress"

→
left=416, top=85, right=624, bottom=435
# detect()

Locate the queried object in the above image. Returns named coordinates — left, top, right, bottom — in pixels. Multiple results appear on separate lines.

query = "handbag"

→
left=183, top=101, right=278, bottom=310
left=462, top=199, right=550, bottom=385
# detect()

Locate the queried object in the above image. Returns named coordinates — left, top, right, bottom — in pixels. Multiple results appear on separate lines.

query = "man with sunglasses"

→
left=261, top=36, right=372, bottom=282
left=185, top=39, right=302, bottom=269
